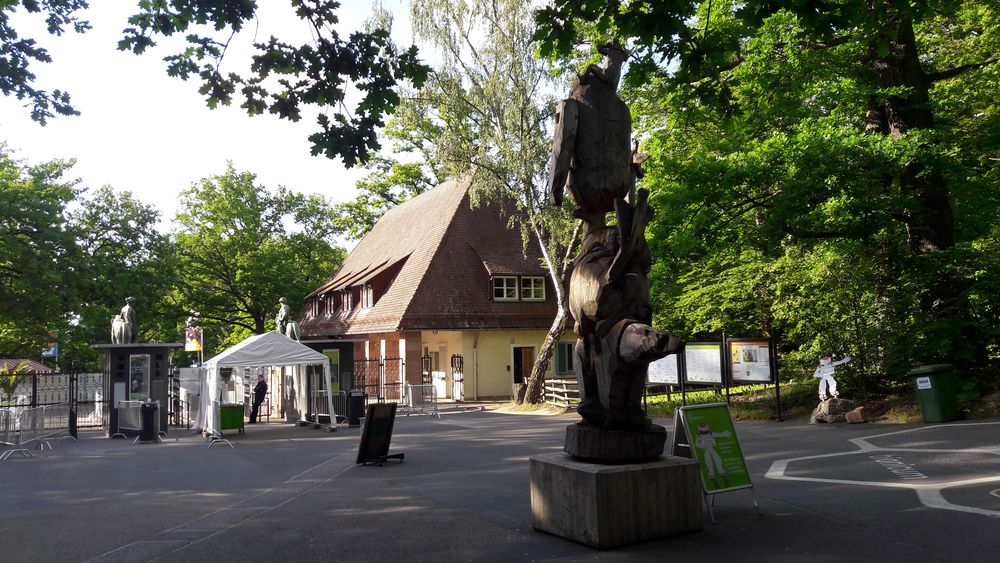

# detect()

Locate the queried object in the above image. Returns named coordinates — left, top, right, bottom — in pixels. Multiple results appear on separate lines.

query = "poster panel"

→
left=184, top=327, right=203, bottom=352
left=683, top=343, right=724, bottom=385
left=323, top=350, right=341, bottom=390
left=729, top=339, right=773, bottom=383
left=129, top=354, right=150, bottom=401
left=677, top=403, right=752, bottom=493
left=647, top=353, right=679, bottom=385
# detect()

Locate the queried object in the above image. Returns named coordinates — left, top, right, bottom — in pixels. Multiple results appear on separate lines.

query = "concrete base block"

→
left=530, top=452, right=703, bottom=549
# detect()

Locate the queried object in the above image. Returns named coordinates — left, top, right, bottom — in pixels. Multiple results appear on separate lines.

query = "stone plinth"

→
left=530, top=452, right=702, bottom=549
left=564, top=423, right=667, bottom=462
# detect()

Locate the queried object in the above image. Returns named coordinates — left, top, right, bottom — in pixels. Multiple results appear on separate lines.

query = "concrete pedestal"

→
left=530, top=452, right=703, bottom=549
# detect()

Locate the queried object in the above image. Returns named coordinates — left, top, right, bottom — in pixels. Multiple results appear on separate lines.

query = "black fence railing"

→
left=352, top=357, right=404, bottom=406
left=1, top=372, right=108, bottom=431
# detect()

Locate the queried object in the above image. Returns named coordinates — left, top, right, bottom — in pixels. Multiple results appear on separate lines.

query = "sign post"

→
left=672, top=402, right=760, bottom=522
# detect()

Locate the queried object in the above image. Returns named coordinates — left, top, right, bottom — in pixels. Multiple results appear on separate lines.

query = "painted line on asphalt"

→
left=765, top=422, right=1000, bottom=518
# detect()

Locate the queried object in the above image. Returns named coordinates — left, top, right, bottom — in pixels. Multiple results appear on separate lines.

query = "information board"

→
left=356, top=402, right=403, bottom=465
left=729, top=339, right=773, bottom=383
left=683, top=343, right=724, bottom=385
left=673, top=403, right=752, bottom=493
left=647, top=354, right=679, bottom=385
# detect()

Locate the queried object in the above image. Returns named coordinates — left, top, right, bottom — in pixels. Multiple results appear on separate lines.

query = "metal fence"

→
left=400, top=384, right=439, bottom=418
left=1, top=372, right=107, bottom=431
left=309, top=389, right=347, bottom=428
left=111, top=400, right=143, bottom=439
left=0, top=404, right=75, bottom=462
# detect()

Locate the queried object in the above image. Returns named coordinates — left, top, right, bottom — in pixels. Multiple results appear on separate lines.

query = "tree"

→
left=67, top=185, right=175, bottom=365
left=535, top=1, right=1000, bottom=377
left=2, top=0, right=430, bottom=166
left=171, top=164, right=345, bottom=350
left=0, top=145, right=77, bottom=358
left=406, top=0, right=580, bottom=404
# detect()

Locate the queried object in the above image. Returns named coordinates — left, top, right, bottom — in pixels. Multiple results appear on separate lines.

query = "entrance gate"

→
left=0, top=372, right=108, bottom=438
left=450, top=354, right=465, bottom=402
left=353, top=357, right=404, bottom=406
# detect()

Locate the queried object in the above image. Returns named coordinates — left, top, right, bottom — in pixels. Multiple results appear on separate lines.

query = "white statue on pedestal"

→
left=814, top=355, right=851, bottom=401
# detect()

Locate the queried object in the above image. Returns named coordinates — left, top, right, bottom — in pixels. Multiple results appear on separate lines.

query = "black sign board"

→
left=356, top=403, right=404, bottom=465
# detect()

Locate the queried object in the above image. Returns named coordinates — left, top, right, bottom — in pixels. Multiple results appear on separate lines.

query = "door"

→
left=512, top=346, right=535, bottom=385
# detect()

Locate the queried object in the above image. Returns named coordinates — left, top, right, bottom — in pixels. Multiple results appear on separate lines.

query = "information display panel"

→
left=647, top=354, right=679, bottom=385
left=728, top=339, right=773, bottom=384
left=683, top=343, right=724, bottom=385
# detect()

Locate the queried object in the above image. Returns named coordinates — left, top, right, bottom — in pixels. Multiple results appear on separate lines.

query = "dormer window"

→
left=492, top=276, right=518, bottom=301
left=361, top=284, right=374, bottom=308
left=342, top=289, right=353, bottom=311
left=521, top=276, right=545, bottom=301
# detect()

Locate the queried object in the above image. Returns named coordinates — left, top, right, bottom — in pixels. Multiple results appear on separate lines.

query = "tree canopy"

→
left=536, top=0, right=1000, bottom=386
left=1, top=0, right=430, bottom=166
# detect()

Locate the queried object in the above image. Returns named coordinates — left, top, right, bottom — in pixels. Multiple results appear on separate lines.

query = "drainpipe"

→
left=473, top=331, right=480, bottom=400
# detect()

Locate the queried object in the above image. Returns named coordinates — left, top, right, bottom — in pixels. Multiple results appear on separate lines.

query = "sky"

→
left=0, top=1, right=416, bottom=231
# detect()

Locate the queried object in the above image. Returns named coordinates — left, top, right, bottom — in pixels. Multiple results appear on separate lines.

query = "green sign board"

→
left=673, top=403, right=752, bottom=494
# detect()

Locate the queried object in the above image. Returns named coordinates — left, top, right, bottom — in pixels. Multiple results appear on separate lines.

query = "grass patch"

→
left=491, top=402, right=574, bottom=415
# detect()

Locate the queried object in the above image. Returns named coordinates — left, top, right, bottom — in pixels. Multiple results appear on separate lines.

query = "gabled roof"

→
left=203, top=331, right=328, bottom=369
left=299, top=175, right=556, bottom=336
left=0, top=359, right=52, bottom=373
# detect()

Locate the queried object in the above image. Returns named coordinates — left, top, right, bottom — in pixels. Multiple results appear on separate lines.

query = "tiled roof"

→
left=0, top=359, right=53, bottom=373
left=299, top=175, right=557, bottom=336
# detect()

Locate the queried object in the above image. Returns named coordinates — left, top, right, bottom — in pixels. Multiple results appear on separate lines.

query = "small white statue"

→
left=814, top=355, right=851, bottom=401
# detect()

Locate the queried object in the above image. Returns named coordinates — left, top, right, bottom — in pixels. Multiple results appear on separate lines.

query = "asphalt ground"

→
left=1, top=410, right=998, bottom=562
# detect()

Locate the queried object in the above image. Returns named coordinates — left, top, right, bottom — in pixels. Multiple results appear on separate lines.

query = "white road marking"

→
left=765, top=422, right=1000, bottom=518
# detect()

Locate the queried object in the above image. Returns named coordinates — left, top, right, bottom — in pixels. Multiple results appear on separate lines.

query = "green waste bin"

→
left=908, top=364, right=959, bottom=423
left=220, top=403, right=245, bottom=434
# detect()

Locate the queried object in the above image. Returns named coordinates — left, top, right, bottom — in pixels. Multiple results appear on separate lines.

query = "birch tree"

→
left=408, top=0, right=579, bottom=403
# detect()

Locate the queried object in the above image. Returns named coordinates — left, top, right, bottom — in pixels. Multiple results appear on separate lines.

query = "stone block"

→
left=564, top=423, right=666, bottom=462
left=810, top=397, right=856, bottom=423
left=845, top=406, right=868, bottom=424
left=530, top=452, right=703, bottom=549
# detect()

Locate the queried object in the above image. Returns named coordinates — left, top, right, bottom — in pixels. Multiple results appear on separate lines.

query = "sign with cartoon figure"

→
left=729, top=339, right=772, bottom=383
left=673, top=403, right=752, bottom=493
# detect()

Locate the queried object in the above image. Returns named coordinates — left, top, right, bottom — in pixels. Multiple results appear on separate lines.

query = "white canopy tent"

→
left=195, top=331, right=334, bottom=435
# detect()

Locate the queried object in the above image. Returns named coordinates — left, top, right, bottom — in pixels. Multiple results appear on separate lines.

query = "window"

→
left=556, top=342, right=574, bottom=374
left=361, top=284, right=374, bottom=308
left=492, top=276, right=518, bottom=301
left=521, top=276, right=545, bottom=301
left=342, top=289, right=353, bottom=311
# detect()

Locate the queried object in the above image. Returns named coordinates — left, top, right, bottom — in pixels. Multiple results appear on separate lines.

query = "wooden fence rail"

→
left=544, top=378, right=579, bottom=408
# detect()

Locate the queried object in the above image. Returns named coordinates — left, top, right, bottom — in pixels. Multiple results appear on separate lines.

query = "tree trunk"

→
left=522, top=299, right=570, bottom=404
left=869, top=10, right=954, bottom=254
left=865, top=7, right=984, bottom=363
left=518, top=221, right=580, bottom=405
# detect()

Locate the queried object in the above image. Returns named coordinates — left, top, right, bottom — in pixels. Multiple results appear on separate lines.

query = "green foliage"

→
left=0, top=360, right=29, bottom=397
left=0, top=146, right=77, bottom=358
left=0, top=0, right=89, bottom=123
left=170, top=164, right=345, bottom=351
left=538, top=1, right=1000, bottom=394
left=2, top=1, right=430, bottom=166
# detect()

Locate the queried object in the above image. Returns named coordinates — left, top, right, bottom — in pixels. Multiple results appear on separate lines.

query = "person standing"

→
left=249, top=374, right=268, bottom=423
